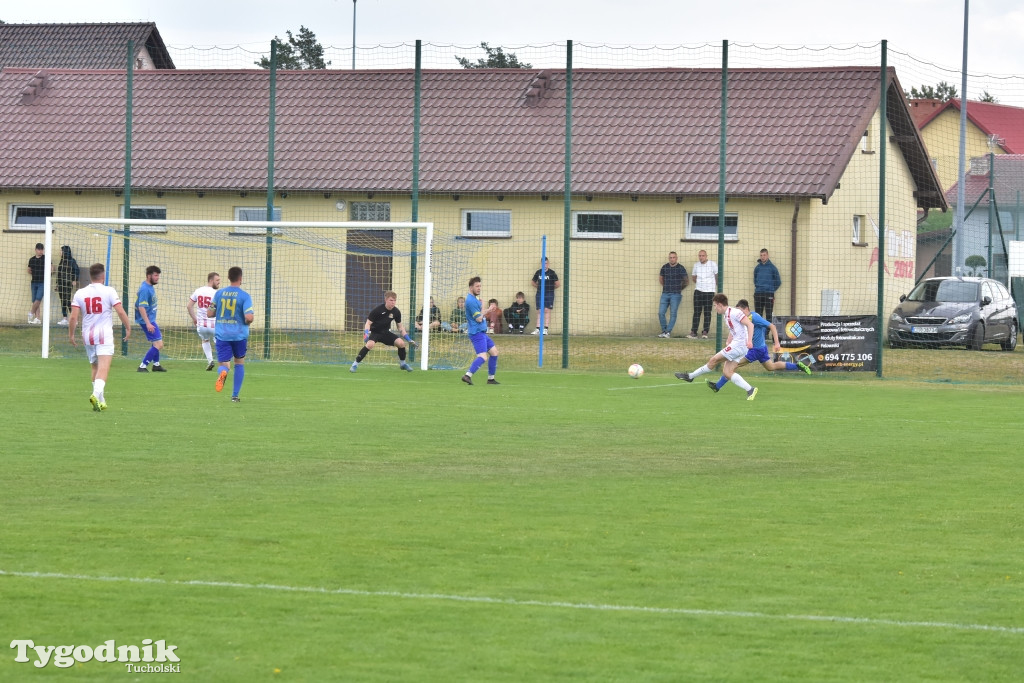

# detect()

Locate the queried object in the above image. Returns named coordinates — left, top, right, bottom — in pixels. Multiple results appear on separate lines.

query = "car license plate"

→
left=911, top=326, right=938, bottom=333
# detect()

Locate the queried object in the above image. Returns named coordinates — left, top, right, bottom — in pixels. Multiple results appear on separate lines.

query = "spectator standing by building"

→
left=688, top=250, right=718, bottom=339
left=657, top=251, right=688, bottom=337
left=753, top=248, right=782, bottom=321
left=27, top=243, right=48, bottom=324
left=55, top=245, right=80, bottom=326
left=531, top=258, right=560, bottom=335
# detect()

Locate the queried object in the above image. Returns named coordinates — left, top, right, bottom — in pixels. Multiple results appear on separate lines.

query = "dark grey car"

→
left=887, top=277, right=1018, bottom=351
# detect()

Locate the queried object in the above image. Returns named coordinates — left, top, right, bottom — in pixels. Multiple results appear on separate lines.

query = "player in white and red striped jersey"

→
left=187, top=272, right=221, bottom=371
left=674, top=293, right=760, bottom=400
left=68, top=263, right=132, bottom=411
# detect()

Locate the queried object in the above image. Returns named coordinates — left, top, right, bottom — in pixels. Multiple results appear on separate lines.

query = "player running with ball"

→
left=461, top=276, right=500, bottom=386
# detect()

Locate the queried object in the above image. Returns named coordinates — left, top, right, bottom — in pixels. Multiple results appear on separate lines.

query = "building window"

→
left=9, top=204, right=53, bottom=231
left=351, top=202, right=391, bottom=222
left=861, top=129, right=871, bottom=153
left=686, top=213, right=738, bottom=241
left=461, top=210, right=511, bottom=238
left=234, top=206, right=283, bottom=234
left=120, top=205, right=168, bottom=232
left=572, top=211, right=623, bottom=239
left=852, top=215, right=867, bottom=246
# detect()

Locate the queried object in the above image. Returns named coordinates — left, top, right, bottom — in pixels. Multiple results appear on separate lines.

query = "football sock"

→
left=356, top=347, right=369, bottom=362
left=488, top=355, right=497, bottom=375
left=469, top=357, right=484, bottom=374
left=729, top=373, right=753, bottom=392
left=715, top=376, right=728, bottom=390
left=690, top=364, right=712, bottom=378
left=398, top=347, right=407, bottom=361
left=93, top=379, right=106, bottom=400
left=785, top=362, right=797, bottom=370
left=202, top=341, right=213, bottom=361
left=142, top=347, right=158, bottom=366
left=233, top=365, right=245, bottom=396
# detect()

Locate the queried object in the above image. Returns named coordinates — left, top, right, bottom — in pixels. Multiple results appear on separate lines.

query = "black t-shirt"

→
left=532, top=269, right=559, bottom=291
left=28, top=255, right=46, bottom=283
left=660, top=262, right=688, bottom=294
left=366, top=303, right=401, bottom=333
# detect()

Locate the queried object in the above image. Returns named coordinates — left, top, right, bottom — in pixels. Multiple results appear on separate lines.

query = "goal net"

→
left=28, top=217, right=480, bottom=371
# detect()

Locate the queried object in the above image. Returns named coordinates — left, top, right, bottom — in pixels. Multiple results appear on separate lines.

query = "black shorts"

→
left=369, top=330, right=399, bottom=346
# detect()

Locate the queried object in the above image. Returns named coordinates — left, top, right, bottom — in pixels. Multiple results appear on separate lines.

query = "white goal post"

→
left=40, top=217, right=455, bottom=370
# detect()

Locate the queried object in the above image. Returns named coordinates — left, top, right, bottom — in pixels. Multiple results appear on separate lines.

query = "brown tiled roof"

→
left=0, top=22, right=174, bottom=70
left=0, top=66, right=944, bottom=208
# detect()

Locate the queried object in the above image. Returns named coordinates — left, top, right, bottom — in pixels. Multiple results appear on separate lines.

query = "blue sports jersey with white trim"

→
left=134, top=281, right=157, bottom=324
left=748, top=311, right=771, bottom=348
left=212, top=286, right=254, bottom=341
left=465, top=293, right=487, bottom=335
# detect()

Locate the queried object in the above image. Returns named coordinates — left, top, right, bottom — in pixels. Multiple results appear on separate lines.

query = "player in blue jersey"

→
left=706, top=299, right=810, bottom=393
left=461, top=276, right=500, bottom=386
left=207, top=266, right=255, bottom=402
left=135, top=265, right=166, bottom=372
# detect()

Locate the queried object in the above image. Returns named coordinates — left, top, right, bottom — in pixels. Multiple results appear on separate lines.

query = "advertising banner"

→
left=773, top=315, right=879, bottom=372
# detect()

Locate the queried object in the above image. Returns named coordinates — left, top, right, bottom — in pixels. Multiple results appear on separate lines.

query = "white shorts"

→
left=85, top=342, right=115, bottom=364
left=720, top=343, right=748, bottom=362
left=196, top=326, right=216, bottom=341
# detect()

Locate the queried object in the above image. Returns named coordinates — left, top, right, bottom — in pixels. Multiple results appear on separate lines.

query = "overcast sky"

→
left=5, top=1, right=1023, bottom=90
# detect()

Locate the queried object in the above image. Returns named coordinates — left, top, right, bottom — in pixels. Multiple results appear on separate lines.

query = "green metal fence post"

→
left=409, top=40, right=422, bottom=363
left=264, top=40, right=277, bottom=360
left=122, top=40, right=134, bottom=357
left=562, top=40, right=573, bottom=369
left=876, top=41, right=888, bottom=378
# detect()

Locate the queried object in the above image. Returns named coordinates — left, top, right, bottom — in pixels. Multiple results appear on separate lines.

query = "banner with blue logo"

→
left=772, top=315, right=879, bottom=372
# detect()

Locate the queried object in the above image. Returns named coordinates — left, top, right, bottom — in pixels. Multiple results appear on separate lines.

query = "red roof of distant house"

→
left=0, top=66, right=943, bottom=208
left=912, top=98, right=1024, bottom=153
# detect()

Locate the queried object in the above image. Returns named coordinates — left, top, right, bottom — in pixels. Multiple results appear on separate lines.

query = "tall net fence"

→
left=2, top=40, right=1022, bottom=381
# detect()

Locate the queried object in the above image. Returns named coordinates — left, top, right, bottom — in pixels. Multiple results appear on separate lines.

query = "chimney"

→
left=20, top=71, right=48, bottom=104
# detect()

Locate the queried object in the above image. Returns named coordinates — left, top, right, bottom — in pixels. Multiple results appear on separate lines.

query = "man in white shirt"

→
left=675, top=293, right=759, bottom=400
left=688, top=250, right=718, bottom=339
left=187, top=272, right=221, bottom=371
left=68, top=263, right=133, bottom=411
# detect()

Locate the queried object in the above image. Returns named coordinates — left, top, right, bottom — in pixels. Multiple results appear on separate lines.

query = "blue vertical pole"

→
left=538, top=236, right=547, bottom=367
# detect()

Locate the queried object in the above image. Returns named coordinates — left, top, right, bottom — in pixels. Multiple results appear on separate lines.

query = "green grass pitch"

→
left=2, top=355, right=1023, bottom=681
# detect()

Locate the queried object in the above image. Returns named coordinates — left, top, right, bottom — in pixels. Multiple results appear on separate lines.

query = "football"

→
left=627, top=363, right=644, bottom=379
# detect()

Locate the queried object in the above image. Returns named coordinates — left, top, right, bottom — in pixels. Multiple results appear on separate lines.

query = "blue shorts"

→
left=536, top=293, right=555, bottom=309
left=745, top=346, right=771, bottom=364
left=217, top=339, right=248, bottom=362
left=141, top=322, right=162, bottom=342
left=469, top=332, right=495, bottom=354
left=31, top=282, right=44, bottom=302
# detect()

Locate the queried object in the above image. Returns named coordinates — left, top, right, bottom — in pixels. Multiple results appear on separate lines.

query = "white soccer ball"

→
left=628, top=363, right=644, bottom=379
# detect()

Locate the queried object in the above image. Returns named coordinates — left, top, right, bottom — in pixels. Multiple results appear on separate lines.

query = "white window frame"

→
left=234, top=206, right=283, bottom=235
left=686, top=212, right=738, bottom=241
left=571, top=211, right=623, bottom=240
left=9, top=204, right=54, bottom=231
left=852, top=215, right=867, bottom=245
left=119, top=205, right=168, bottom=233
left=461, top=209, right=511, bottom=238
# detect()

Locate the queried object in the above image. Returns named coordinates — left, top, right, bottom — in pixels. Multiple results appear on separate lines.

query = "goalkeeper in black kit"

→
left=350, top=290, right=417, bottom=373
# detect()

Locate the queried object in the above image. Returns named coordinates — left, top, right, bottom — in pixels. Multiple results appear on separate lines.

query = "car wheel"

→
left=1001, top=322, right=1018, bottom=352
left=969, top=323, right=985, bottom=351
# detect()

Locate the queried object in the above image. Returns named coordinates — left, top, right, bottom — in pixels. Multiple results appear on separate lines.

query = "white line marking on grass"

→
left=3, top=569, right=1021, bottom=635
left=608, top=383, right=681, bottom=390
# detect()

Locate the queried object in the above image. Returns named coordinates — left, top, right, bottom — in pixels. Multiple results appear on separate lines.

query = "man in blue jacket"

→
left=753, top=249, right=782, bottom=321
